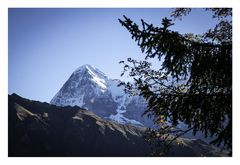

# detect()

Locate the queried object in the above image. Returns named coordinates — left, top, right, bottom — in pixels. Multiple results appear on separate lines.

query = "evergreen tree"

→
left=118, top=8, right=232, bottom=155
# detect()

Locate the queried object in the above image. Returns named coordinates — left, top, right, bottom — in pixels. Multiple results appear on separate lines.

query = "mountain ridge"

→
left=9, top=93, right=229, bottom=157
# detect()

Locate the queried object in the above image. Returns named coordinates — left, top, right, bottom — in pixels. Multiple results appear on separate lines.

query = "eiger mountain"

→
left=50, top=64, right=152, bottom=127
left=9, top=94, right=229, bottom=156
left=49, top=65, right=217, bottom=143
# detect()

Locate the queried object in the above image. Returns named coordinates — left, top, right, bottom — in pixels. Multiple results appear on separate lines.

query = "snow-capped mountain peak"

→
left=50, top=64, right=151, bottom=127
left=74, top=64, right=106, bottom=78
left=72, top=64, right=108, bottom=93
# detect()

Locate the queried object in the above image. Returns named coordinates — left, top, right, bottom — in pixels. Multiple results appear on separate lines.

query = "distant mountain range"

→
left=9, top=94, right=229, bottom=157
left=50, top=64, right=153, bottom=127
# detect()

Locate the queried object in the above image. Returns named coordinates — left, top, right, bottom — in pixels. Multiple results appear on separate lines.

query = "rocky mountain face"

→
left=9, top=94, right=229, bottom=157
left=50, top=64, right=153, bottom=127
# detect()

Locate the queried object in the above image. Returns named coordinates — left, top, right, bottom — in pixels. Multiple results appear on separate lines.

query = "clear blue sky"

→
left=9, top=8, right=218, bottom=102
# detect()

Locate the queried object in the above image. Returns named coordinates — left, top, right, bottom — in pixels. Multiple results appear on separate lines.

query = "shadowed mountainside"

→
left=9, top=94, right=229, bottom=157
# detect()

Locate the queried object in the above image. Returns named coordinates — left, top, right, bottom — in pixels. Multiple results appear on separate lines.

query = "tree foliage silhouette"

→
left=118, top=8, right=232, bottom=155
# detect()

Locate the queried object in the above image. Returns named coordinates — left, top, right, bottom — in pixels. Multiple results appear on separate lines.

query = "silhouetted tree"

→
left=118, top=8, right=232, bottom=155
